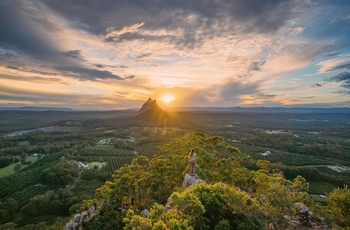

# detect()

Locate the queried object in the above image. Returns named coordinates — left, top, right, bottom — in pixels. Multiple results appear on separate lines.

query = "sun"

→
left=160, top=95, right=175, bottom=103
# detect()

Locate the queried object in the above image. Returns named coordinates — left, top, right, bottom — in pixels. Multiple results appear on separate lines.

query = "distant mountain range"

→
left=172, top=106, right=350, bottom=113
left=0, top=106, right=74, bottom=111
left=0, top=104, right=349, bottom=113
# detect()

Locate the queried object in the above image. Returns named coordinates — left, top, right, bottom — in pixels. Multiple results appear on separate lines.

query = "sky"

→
left=1, top=0, right=350, bottom=110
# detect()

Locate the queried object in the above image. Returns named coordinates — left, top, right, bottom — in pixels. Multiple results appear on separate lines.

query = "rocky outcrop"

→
left=65, top=206, right=95, bottom=230
left=182, top=173, right=206, bottom=188
left=266, top=203, right=330, bottom=230
left=290, top=203, right=329, bottom=229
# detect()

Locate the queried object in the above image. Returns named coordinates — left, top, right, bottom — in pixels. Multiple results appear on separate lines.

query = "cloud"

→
left=125, top=75, right=135, bottom=79
left=61, top=50, right=86, bottom=62
left=0, top=73, right=66, bottom=84
left=220, top=79, right=261, bottom=100
left=248, top=58, right=266, bottom=72
left=94, top=64, right=128, bottom=69
left=0, top=1, right=63, bottom=61
left=326, top=72, right=350, bottom=94
left=319, top=58, right=350, bottom=73
left=334, top=90, right=350, bottom=95
left=1, top=0, right=350, bottom=109
left=328, top=72, right=350, bottom=82
left=54, top=65, right=124, bottom=81
left=42, top=0, right=305, bottom=50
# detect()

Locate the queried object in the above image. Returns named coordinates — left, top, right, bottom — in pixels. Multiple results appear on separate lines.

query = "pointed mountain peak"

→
left=138, top=98, right=162, bottom=114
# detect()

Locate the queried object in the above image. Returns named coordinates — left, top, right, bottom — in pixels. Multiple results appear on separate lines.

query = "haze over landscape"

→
left=1, top=0, right=350, bottom=110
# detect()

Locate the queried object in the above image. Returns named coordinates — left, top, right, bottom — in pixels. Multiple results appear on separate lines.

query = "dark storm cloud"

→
left=328, top=72, right=350, bottom=82
left=0, top=1, right=60, bottom=61
left=61, top=50, right=86, bottom=62
left=42, top=0, right=303, bottom=48
left=54, top=65, right=124, bottom=81
left=0, top=1, right=126, bottom=83
left=327, top=72, right=350, bottom=94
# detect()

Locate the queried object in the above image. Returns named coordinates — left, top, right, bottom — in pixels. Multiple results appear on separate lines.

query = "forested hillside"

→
left=69, top=133, right=350, bottom=230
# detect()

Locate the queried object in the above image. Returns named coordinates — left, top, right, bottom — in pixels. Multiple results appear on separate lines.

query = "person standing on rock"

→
left=188, top=148, right=197, bottom=175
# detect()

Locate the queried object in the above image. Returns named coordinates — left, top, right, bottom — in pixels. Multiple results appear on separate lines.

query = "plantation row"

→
left=0, top=153, right=63, bottom=198
left=78, top=146, right=134, bottom=156
left=0, top=185, right=63, bottom=207
left=17, top=215, right=57, bottom=228
left=100, top=156, right=135, bottom=174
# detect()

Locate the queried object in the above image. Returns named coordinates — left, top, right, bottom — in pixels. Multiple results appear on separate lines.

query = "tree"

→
left=13, top=163, right=22, bottom=172
left=327, top=185, right=350, bottom=227
left=41, top=161, right=79, bottom=185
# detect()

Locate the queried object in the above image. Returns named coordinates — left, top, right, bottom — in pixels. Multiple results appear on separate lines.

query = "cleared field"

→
left=309, top=194, right=327, bottom=205
left=88, top=161, right=107, bottom=169
left=264, top=130, right=291, bottom=134
left=0, top=156, right=39, bottom=178
left=325, top=165, right=350, bottom=172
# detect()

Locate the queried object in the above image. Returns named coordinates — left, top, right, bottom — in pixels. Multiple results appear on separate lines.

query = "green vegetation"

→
left=0, top=108, right=349, bottom=229
left=327, top=185, right=350, bottom=228
left=0, top=156, right=39, bottom=178
left=81, top=133, right=343, bottom=229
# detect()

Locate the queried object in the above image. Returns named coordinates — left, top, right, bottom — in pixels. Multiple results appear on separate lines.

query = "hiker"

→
left=188, top=148, right=197, bottom=175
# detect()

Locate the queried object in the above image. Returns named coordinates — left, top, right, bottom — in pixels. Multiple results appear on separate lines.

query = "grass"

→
left=88, top=161, right=107, bottom=169
left=0, top=156, right=39, bottom=178
left=18, top=140, right=31, bottom=146
left=309, top=194, right=327, bottom=205
left=97, top=138, right=113, bottom=145
left=0, top=163, right=16, bottom=178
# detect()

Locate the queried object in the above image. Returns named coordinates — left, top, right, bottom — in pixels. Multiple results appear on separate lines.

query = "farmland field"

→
left=77, top=146, right=136, bottom=175
left=0, top=156, right=39, bottom=178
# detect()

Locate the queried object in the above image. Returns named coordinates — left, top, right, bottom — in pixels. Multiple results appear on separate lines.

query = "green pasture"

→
left=97, top=138, right=113, bottom=145
left=0, top=156, right=39, bottom=178
left=88, top=161, right=107, bottom=169
left=18, top=140, right=31, bottom=146
left=309, top=194, right=327, bottom=205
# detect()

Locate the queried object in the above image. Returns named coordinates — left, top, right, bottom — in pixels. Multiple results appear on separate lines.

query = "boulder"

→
left=88, top=205, right=95, bottom=217
left=140, top=209, right=149, bottom=217
left=286, top=203, right=331, bottom=229
left=80, top=211, right=88, bottom=221
left=182, top=173, right=206, bottom=188
left=64, top=221, right=78, bottom=230
left=73, top=214, right=81, bottom=223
